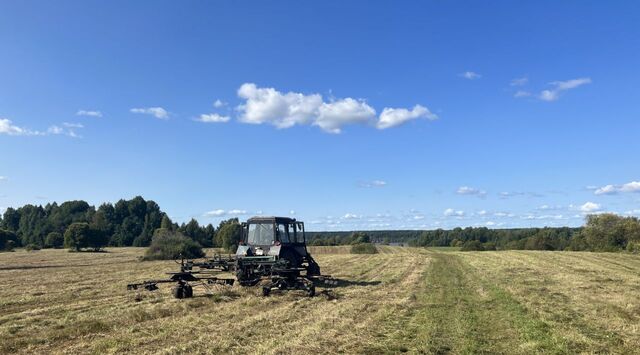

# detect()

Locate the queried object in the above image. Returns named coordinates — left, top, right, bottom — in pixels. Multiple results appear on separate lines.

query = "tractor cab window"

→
left=247, top=223, right=274, bottom=245
left=296, top=222, right=305, bottom=243
left=277, top=224, right=290, bottom=243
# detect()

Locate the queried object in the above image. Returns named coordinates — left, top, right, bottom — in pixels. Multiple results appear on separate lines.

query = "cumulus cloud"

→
left=0, top=176, right=7, bottom=182
left=594, top=181, right=640, bottom=195
left=580, top=202, right=601, bottom=213
left=459, top=71, right=481, bottom=80
left=444, top=208, right=465, bottom=217
left=1, top=118, right=81, bottom=138
left=376, top=105, right=438, bottom=129
left=236, top=83, right=433, bottom=133
left=343, top=213, right=360, bottom=220
left=63, top=122, right=84, bottom=128
left=456, top=186, right=487, bottom=197
left=196, top=113, right=230, bottom=123
left=76, top=110, right=102, bottom=117
left=1, top=118, right=36, bottom=136
left=213, top=99, right=227, bottom=108
left=130, top=107, right=169, bottom=120
left=514, top=90, right=531, bottom=98
left=539, top=77, right=591, bottom=101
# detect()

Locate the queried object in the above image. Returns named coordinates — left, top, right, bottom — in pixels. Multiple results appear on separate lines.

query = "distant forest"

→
left=1, top=197, right=639, bottom=253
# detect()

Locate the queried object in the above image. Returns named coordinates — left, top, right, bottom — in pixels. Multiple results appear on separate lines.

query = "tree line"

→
left=0, top=196, right=241, bottom=252
left=308, top=214, right=640, bottom=252
left=1, top=197, right=639, bottom=253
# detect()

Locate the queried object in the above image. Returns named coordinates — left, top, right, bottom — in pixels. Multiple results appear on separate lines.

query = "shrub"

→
left=0, top=229, right=18, bottom=251
left=350, top=243, right=378, bottom=254
left=460, top=240, right=485, bottom=251
left=25, top=243, right=41, bottom=251
left=45, top=232, right=64, bottom=249
left=143, top=229, right=205, bottom=261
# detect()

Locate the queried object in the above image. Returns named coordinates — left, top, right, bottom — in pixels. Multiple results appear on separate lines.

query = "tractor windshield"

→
left=247, top=223, right=275, bottom=245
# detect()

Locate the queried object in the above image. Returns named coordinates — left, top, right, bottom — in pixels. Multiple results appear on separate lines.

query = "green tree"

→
left=143, top=229, right=205, bottom=260
left=160, top=214, right=173, bottom=230
left=64, top=222, right=91, bottom=251
left=217, top=218, right=242, bottom=252
left=45, top=232, right=64, bottom=248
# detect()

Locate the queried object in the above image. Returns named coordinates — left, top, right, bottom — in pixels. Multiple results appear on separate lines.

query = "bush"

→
left=460, top=240, right=485, bottom=251
left=143, top=229, right=205, bottom=261
left=0, top=229, right=18, bottom=251
left=25, top=243, right=41, bottom=251
left=45, top=232, right=64, bottom=249
left=350, top=243, right=378, bottom=254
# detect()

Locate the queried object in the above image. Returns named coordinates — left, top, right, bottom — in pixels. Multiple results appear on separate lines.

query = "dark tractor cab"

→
left=236, top=216, right=320, bottom=276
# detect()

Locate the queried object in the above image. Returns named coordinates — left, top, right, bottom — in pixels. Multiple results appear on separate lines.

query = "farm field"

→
left=1, top=246, right=639, bottom=354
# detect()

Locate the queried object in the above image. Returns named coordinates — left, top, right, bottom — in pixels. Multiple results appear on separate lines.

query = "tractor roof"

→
left=247, top=216, right=298, bottom=224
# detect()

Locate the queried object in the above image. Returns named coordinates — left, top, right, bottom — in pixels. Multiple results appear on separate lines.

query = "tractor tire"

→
left=184, top=285, right=193, bottom=298
left=262, top=286, right=271, bottom=297
left=306, top=284, right=316, bottom=297
left=173, top=285, right=184, bottom=299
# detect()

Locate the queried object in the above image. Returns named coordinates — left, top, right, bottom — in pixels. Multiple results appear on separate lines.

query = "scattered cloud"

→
left=63, top=122, right=84, bottom=128
left=359, top=180, right=387, bottom=188
left=594, top=181, right=640, bottom=195
left=196, top=113, right=230, bottom=123
left=343, top=213, right=360, bottom=220
left=539, top=77, right=591, bottom=101
left=510, top=77, right=528, bottom=86
left=444, top=208, right=465, bottom=217
left=213, top=99, right=227, bottom=108
left=477, top=210, right=487, bottom=216
left=514, top=90, right=531, bottom=98
left=456, top=186, right=487, bottom=197
left=580, top=202, right=601, bottom=213
left=236, top=83, right=433, bottom=133
left=459, top=71, right=481, bottom=80
left=0, top=176, right=7, bottom=182
left=1, top=118, right=81, bottom=138
left=376, top=105, right=438, bottom=129
left=204, top=209, right=247, bottom=217
left=289, top=210, right=296, bottom=215
left=130, top=107, right=169, bottom=120
left=76, top=110, right=102, bottom=118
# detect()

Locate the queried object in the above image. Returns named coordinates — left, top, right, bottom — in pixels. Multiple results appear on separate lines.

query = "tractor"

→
left=127, top=217, right=334, bottom=298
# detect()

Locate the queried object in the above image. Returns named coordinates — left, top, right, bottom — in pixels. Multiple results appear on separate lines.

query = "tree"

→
left=461, top=240, right=485, bottom=251
left=0, top=229, right=18, bottom=251
left=64, top=223, right=91, bottom=251
left=581, top=214, right=640, bottom=251
left=160, top=214, right=173, bottom=230
left=217, top=219, right=242, bottom=252
left=45, top=232, right=64, bottom=248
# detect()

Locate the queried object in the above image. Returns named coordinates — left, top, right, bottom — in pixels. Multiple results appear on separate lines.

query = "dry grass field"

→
left=1, top=246, right=639, bottom=354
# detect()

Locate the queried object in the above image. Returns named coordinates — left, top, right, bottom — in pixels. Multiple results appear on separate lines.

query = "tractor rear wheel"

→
left=173, top=285, right=184, bottom=299
left=184, top=285, right=193, bottom=298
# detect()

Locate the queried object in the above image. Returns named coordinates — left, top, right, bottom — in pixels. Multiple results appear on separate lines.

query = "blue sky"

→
left=1, top=1, right=639, bottom=230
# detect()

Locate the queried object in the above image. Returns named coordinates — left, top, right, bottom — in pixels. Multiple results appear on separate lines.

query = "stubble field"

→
left=1, top=246, right=639, bottom=354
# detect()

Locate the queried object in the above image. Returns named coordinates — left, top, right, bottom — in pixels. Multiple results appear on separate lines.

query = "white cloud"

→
left=580, top=202, right=601, bottom=213
left=63, top=122, right=84, bottom=128
left=0, top=118, right=40, bottom=136
left=510, top=77, right=528, bottom=86
left=459, top=71, right=481, bottom=80
left=477, top=210, right=487, bottom=216
left=196, top=113, right=230, bottom=123
left=359, top=180, right=387, bottom=188
left=376, top=105, right=438, bottom=129
left=594, top=181, right=640, bottom=195
left=514, top=90, right=531, bottom=98
left=444, top=208, right=465, bottom=217
left=204, top=209, right=247, bottom=217
left=213, top=99, right=227, bottom=108
left=456, top=186, right=487, bottom=197
left=538, top=77, right=591, bottom=102
left=0, top=176, right=7, bottom=182
left=236, top=83, right=432, bottom=133
left=130, top=107, right=169, bottom=120
left=76, top=110, right=102, bottom=117
left=289, top=210, right=296, bottom=215
left=343, top=213, right=360, bottom=220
